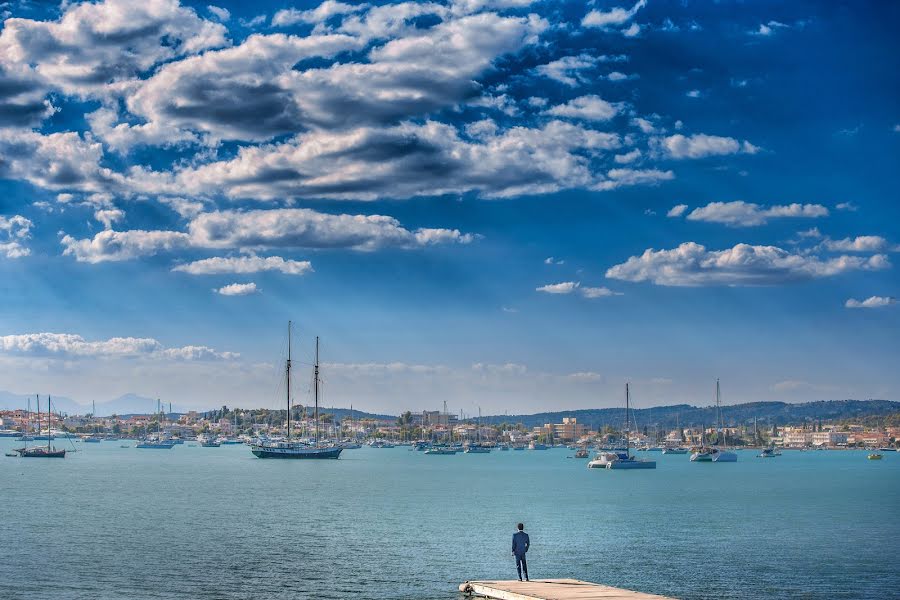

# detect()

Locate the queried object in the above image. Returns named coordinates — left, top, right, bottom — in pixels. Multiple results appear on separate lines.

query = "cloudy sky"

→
left=0, top=0, right=897, bottom=414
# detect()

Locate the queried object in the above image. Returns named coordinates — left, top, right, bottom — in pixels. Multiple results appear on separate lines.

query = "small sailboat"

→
left=251, top=324, right=342, bottom=459
left=465, top=407, right=491, bottom=453
left=663, top=447, right=688, bottom=454
left=868, top=452, right=883, bottom=460
left=691, top=380, right=737, bottom=463
left=574, top=446, right=589, bottom=458
left=758, top=446, right=781, bottom=458
left=589, top=384, right=655, bottom=470
left=136, top=399, right=176, bottom=449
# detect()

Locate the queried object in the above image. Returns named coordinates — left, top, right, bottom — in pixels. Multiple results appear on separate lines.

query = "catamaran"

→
left=251, top=324, right=342, bottom=459
left=588, top=383, right=656, bottom=470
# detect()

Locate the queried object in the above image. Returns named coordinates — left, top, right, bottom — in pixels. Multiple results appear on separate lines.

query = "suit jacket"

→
left=512, top=531, right=530, bottom=556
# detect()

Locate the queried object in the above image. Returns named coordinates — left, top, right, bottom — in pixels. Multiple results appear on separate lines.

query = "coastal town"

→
left=2, top=405, right=898, bottom=450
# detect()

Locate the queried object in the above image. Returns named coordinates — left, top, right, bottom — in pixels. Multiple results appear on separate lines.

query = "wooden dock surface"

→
left=459, top=579, right=677, bottom=600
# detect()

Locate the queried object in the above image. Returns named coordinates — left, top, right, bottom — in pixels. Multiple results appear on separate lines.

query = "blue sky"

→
left=0, top=0, right=897, bottom=414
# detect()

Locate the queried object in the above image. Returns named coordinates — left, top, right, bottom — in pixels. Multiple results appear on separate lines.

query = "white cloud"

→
left=667, top=204, right=688, bottom=218
left=614, top=149, right=641, bottom=164
left=845, top=296, right=897, bottom=309
left=581, top=286, right=622, bottom=298
left=94, top=208, right=125, bottom=230
left=536, top=281, right=579, bottom=294
left=544, top=257, right=564, bottom=265
left=175, top=120, right=620, bottom=201
left=546, top=95, right=619, bottom=121
left=60, top=230, right=191, bottom=263
left=272, top=1, right=368, bottom=26
left=592, top=168, right=673, bottom=190
left=0, top=214, right=33, bottom=258
left=662, top=134, right=759, bottom=159
left=0, top=332, right=236, bottom=360
left=686, top=89, right=701, bottom=98
left=752, top=20, right=789, bottom=36
left=536, top=281, right=621, bottom=298
left=582, top=0, right=646, bottom=28
left=823, top=236, right=898, bottom=253
left=187, top=209, right=474, bottom=252
left=797, top=227, right=822, bottom=239
left=0, top=0, right=229, bottom=96
left=606, top=242, right=890, bottom=287
left=535, top=54, right=598, bottom=87
left=684, top=201, right=829, bottom=227
left=836, top=202, right=858, bottom=212
left=621, top=23, right=641, bottom=37
left=215, top=283, right=259, bottom=296
left=172, top=255, right=313, bottom=276
left=207, top=5, right=230, bottom=21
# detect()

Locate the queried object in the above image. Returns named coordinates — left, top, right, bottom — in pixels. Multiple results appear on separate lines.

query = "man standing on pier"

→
left=512, top=523, right=530, bottom=581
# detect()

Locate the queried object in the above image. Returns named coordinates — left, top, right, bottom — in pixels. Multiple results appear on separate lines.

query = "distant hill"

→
left=0, top=390, right=82, bottom=414
left=480, top=400, right=900, bottom=430
left=94, top=393, right=159, bottom=416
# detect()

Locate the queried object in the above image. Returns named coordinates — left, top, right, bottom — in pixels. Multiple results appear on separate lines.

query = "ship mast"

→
left=314, top=336, right=319, bottom=448
left=625, top=383, right=630, bottom=457
left=286, top=321, right=292, bottom=442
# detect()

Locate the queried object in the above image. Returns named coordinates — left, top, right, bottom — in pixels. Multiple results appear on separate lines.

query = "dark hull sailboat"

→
left=251, top=324, right=342, bottom=460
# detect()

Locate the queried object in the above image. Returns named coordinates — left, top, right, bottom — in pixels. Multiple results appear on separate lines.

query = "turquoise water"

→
left=1, top=441, right=898, bottom=600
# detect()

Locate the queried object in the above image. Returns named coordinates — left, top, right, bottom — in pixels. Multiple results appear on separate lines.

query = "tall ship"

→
left=251, top=323, right=342, bottom=459
left=17, top=395, right=66, bottom=458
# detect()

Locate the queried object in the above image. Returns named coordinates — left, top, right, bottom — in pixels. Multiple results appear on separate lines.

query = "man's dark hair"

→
left=517, top=523, right=524, bottom=531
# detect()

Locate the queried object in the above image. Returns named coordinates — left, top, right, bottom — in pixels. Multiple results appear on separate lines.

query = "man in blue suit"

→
left=512, top=523, right=530, bottom=581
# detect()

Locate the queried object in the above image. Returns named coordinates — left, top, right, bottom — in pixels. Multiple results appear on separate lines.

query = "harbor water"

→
left=2, top=442, right=898, bottom=600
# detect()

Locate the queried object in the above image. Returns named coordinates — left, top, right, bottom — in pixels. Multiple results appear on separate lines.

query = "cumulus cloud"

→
left=215, top=282, right=259, bottom=296
left=751, top=20, right=790, bottom=36
left=545, top=95, right=619, bottom=121
left=0, top=0, right=228, bottom=96
left=60, top=230, right=191, bottom=263
left=662, top=134, right=759, bottom=159
left=109, top=11, right=545, bottom=146
left=581, top=286, right=623, bottom=298
left=835, top=202, right=858, bottom=212
left=592, top=168, right=673, bottom=191
left=845, top=296, right=897, bottom=309
left=684, top=201, right=829, bottom=227
left=0, top=214, right=33, bottom=258
left=272, top=1, right=368, bottom=26
left=822, top=236, right=898, bottom=253
left=94, top=208, right=125, bottom=230
left=667, top=204, right=688, bottom=218
left=175, top=120, right=620, bottom=201
left=536, top=281, right=622, bottom=298
left=535, top=54, right=615, bottom=87
left=0, top=66, right=57, bottom=126
left=0, top=332, right=236, bottom=360
left=536, top=281, right=579, bottom=294
left=187, top=209, right=474, bottom=252
left=606, top=242, right=889, bottom=286
left=582, top=0, right=646, bottom=28
left=60, top=207, right=474, bottom=262
left=172, top=255, right=313, bottom=275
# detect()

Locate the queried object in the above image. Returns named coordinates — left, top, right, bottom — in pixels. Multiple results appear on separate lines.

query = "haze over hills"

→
left=3, top=389, right=895, bottom=428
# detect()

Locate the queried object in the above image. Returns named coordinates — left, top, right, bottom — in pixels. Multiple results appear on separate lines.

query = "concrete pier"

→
left=459, top=579, right=677, bottom=600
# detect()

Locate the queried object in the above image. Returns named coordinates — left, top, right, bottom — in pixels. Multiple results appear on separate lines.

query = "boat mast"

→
left=625, top=383, right=630, bottom=457
left=47, top=395, right=52, bottom=450
left=287, top=321, right=292, bottom=442
left=716, top=378, right=723, bottom=446
left=314, top=336, right=320, bottom=447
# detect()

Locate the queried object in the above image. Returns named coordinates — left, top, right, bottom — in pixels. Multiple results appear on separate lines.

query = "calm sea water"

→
left=1, top=440, right=898, bottom=600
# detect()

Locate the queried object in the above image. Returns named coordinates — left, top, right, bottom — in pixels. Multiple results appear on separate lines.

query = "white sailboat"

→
left=690, top=379, right=737, bottom=462
left=589, top=383, right=655, bottom=470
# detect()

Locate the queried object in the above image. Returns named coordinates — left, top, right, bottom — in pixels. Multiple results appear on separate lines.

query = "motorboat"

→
left=758, top=447, right=782, bottom=458
left=662, top=447, right=688, bottom=454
